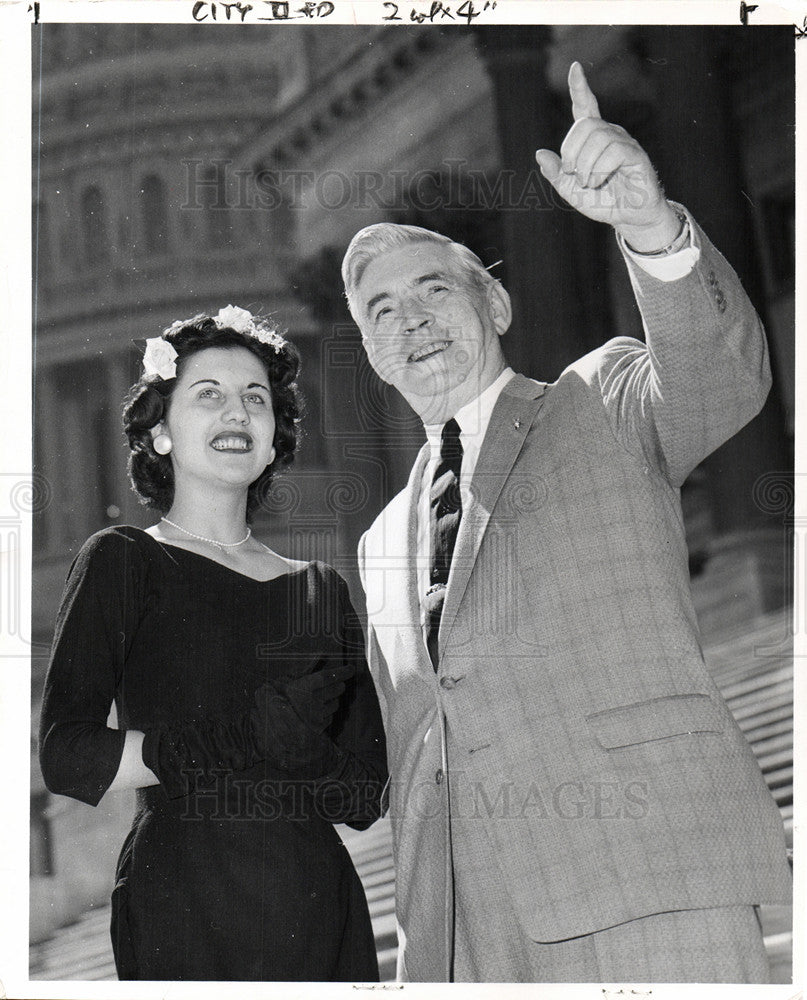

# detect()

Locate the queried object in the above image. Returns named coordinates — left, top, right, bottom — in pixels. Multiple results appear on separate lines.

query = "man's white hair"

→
left=341, top=222, right=499, bottom=328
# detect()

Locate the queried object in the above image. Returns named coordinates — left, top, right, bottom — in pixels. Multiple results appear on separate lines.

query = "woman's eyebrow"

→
left=187, top=379, right=269, bottom=392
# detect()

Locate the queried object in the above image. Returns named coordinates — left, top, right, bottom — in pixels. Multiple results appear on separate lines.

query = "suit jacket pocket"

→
left=585, top=692, right=724, bottom=749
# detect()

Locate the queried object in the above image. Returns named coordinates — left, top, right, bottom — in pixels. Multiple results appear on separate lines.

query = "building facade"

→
left=31, top=22, right=794, bottom=962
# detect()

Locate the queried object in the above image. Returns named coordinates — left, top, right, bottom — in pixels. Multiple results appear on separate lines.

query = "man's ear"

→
left=487, top=282, right=512, bottom=337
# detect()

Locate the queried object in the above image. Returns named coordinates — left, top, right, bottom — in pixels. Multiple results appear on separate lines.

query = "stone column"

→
left=638, top=26, right=792, bottom=626
left=473, top=27, right=613, bottom=381
left=639, top=25, right=789, bottom=533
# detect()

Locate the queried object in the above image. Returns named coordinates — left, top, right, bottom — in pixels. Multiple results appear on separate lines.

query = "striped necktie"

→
left=425, top=417, right=463, bottom=670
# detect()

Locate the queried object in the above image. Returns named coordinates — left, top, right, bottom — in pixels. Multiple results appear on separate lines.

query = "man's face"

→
left=355, top=241, right=510, bottom=423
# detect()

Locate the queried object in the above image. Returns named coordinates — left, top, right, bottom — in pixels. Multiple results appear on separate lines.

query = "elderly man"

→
left=342, top=63, right=791, bottom=983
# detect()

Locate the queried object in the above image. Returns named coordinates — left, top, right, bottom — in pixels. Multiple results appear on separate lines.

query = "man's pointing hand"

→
left=535, top=61, right=681, bottom=252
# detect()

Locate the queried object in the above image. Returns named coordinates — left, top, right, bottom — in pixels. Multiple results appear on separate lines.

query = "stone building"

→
left=30, top=23, right=794, bottom=977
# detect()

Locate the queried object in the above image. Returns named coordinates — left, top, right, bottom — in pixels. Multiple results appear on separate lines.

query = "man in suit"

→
left=341, top=62, right=791, bottom=982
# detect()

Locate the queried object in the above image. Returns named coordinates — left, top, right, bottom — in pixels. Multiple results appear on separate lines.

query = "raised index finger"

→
left=569, top=61, right=601, bottom=121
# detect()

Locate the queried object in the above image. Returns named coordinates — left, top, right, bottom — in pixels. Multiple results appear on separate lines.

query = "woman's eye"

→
left=198, top=387, right=218, bottom=399
left=245, top=393, right=266, bottom=405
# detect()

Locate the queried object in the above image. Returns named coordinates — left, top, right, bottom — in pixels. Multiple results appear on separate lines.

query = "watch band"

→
left=625, top=211, right=690, bottom=257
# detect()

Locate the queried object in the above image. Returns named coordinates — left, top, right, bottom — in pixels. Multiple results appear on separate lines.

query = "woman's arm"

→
left=106, top=730, right=159, bottom=793
left=39, top=530, right=141, bottom=805
left=132, top=567, right=388, bottom=807
left=41, top=532, right=366, bottom=803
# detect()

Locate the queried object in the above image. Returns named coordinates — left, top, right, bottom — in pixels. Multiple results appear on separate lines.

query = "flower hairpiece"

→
left=143, top=337, right=178, bottom=380
left=214, top=305, right=286, bottom=354
left=143, top=306, right=286, bottom=379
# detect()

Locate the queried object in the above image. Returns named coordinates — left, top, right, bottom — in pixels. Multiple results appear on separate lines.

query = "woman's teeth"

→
left=211, top=437, right=252, bottom=451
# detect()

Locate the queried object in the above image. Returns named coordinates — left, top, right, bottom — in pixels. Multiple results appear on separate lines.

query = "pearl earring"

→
left=153, top=433, right=173, bottom=456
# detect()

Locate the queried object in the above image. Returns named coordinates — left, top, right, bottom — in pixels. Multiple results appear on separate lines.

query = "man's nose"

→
left=402, top=303, right=432, bottom=335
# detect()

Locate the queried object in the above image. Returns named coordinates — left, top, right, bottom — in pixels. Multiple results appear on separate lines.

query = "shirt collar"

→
left=424, top=367, right=515, bottom=457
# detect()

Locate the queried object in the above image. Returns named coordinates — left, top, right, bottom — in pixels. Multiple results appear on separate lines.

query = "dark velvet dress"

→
left=39, top=526, right=387, bottom=982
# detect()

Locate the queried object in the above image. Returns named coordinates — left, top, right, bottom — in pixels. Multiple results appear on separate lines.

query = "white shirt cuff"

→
left=619, top=209, right=702, bottom=282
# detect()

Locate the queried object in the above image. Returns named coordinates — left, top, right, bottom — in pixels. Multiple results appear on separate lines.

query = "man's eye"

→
left=375, top=307, right=393, bottom=322
left=429, top=284, right=448, bottom=294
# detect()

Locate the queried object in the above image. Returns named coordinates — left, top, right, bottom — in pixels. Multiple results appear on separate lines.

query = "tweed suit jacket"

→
left=357, top=218, right=792, bottom=981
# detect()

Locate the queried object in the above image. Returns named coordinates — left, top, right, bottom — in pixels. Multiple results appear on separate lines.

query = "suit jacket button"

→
left=440, top=676, right=456, bottom=689
left=435, top=768, right=444, bottom=784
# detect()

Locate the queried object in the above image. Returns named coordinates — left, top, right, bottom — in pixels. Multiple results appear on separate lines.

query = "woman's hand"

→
left=270, top=662, right=355, bottom=732
left=107, top=730, right=161, bottom=793
left=250, top=670, right=353, bottom=779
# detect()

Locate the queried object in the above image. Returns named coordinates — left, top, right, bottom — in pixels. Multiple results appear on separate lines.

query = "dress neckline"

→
left=124, top=525, right=312, bottom=584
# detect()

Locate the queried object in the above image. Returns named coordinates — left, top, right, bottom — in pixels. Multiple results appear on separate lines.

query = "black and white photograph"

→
left=0, top=1, right=802, bottom=995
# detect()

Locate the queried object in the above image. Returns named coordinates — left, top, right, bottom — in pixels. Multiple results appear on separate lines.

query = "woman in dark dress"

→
left=38, top=307, right=388, bottom=982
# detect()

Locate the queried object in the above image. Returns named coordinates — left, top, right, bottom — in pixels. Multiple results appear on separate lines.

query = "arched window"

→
left=81, top=186, right=108, bottom=265
left=141, top=173, right=169, bottom=254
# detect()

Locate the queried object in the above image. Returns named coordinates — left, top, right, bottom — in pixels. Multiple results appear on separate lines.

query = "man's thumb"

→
left=535, top=149, right=562, bottom=181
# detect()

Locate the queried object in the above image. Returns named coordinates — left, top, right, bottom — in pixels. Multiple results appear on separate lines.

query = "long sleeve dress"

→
left=39, top=525, right=388, bottom=982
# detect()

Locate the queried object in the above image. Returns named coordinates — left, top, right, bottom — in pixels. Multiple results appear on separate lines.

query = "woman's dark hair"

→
left=123, top=313, right=302, bottom=519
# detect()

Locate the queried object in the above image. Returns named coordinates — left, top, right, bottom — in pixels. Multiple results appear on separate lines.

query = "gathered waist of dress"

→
left=136, top=769, right=342, bottom=825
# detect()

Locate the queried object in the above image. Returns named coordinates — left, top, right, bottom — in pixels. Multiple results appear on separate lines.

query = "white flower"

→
left=162, top=319, right=187, bottom=337
left=250, top=326, right=287, bottom=353
left=214, top=305, right=254, bottom=334
left=213, top=304, right=286, bottom=354
left=143, top=337, right=178, bottom=380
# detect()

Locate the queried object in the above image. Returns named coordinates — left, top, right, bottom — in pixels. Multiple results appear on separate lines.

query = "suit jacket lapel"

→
left=438, top=374, right=546, bottom=659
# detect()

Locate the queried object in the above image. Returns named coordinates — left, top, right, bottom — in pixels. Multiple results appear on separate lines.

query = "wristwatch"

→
left=626, top=210, right=690, bottom=257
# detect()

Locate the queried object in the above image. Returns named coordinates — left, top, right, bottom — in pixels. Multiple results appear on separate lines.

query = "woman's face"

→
left=155, top=346, right=276, bottom=496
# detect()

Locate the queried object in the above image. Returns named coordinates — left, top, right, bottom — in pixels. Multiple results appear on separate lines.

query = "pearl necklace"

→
left=160, top=517, right=251, bottom=551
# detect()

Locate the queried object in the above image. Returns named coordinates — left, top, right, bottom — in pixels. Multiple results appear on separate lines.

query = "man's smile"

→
left=408, top=340, right=453, bottom=363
